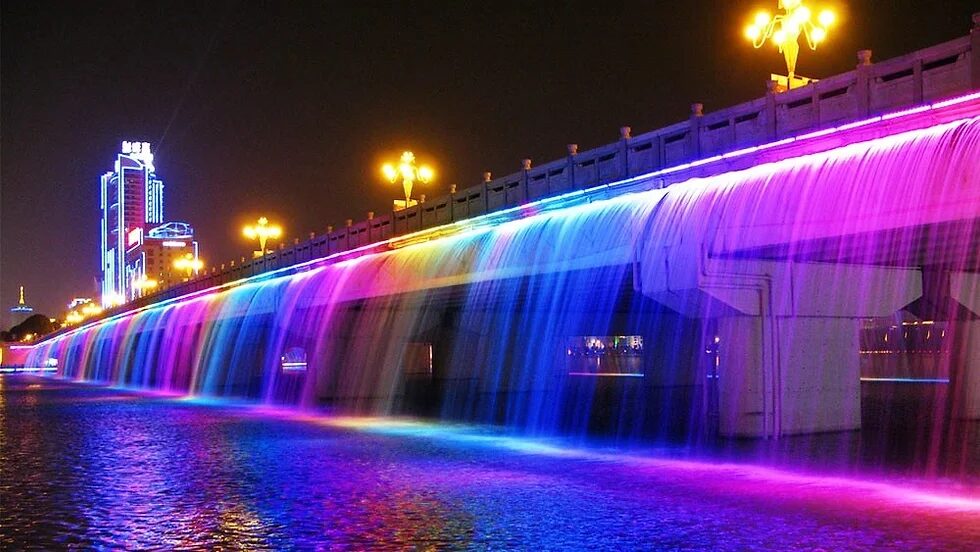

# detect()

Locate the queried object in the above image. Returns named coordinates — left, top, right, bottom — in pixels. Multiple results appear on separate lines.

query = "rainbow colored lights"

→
left=33, top=91, right=980, bottom=350
left=18, top=93, right=980, bottom=481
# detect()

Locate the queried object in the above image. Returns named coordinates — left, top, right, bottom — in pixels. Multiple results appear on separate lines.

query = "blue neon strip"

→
left=0, top=366, right=58, bottom=374
left=860, top=377, right=949, bottom=384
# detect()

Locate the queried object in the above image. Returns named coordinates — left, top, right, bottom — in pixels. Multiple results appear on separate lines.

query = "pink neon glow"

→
left=566, top=372, right=644, bottom=377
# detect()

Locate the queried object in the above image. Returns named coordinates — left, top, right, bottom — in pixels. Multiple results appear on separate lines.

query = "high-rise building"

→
left=100, top=141, right=198, bottom=306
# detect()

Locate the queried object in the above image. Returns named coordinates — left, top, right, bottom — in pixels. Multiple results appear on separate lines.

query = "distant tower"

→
left=9, top=286, right=34, bottom=326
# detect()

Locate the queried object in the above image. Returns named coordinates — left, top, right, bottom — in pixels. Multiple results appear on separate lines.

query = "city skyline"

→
left=2, top=1, right=977, bottom=318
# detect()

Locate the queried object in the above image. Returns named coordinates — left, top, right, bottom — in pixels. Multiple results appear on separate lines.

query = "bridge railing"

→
left=70, top=17, right=980, bottom=331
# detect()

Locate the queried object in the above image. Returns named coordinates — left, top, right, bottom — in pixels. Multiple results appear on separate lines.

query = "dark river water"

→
left=1, top=375, right=978, bottom=550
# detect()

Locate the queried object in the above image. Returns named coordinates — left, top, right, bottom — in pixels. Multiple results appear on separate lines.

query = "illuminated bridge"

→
left=24, top=23, right=980, bottom=444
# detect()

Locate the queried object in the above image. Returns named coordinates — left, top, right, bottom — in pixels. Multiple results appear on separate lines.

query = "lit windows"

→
left=566, top=336, right=644, bottom=377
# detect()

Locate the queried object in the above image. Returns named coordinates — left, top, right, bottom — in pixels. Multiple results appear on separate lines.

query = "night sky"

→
left=1, top=0, right=976, bottom=322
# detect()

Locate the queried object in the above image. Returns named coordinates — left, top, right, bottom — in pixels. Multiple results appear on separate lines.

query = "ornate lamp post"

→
left=744, top=0, right=836, bottom=89
left=382, top=151, right=434, bottom=210
left=243, top=217, right=283, bottom=258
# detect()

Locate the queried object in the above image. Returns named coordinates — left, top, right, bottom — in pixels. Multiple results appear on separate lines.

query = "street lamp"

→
left=131, top=275, right=159, bottom=298
left=382, top=151, right=434, bottom=210
left=66, top=302, right=104, bottom=325
left=744, top=1, right=836, bottom=90
left=243, top=217, right=283, bottom=258
left=80, top=302, right=102, bottom=318
left=174, top=253, right=204, bottom=279
left=103, top=293, right=126, bottom=308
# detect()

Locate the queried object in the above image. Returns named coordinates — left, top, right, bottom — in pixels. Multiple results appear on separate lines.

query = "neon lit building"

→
left=100, top=142, right=198, bottom=305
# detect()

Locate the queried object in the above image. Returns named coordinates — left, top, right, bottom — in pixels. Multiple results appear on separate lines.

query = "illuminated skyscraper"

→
left=100, top=141, right=197, bottom=306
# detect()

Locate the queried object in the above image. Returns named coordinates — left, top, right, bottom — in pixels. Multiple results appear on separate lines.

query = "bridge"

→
left=22, top=16, right=980, bottom=441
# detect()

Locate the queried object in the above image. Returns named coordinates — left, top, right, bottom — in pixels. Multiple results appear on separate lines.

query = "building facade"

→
left=100, top=141, right=198, bottom=306
left=143, top=223, right=199, bottom=289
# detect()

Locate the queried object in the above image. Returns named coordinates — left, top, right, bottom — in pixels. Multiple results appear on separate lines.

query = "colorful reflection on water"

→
left=1, top=375, right=977, bottom=550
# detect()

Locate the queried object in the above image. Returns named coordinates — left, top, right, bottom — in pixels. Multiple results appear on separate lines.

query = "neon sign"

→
left=127, top=228, right=143, bottom=246
left=120, top=140, right=155, bottom=170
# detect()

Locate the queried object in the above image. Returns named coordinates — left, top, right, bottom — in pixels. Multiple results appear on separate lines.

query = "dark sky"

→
left=1, top=0, right=976, bottom=322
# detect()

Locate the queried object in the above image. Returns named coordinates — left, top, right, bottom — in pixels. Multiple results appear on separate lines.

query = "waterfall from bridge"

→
left=29, top=115, right=980, bottom=478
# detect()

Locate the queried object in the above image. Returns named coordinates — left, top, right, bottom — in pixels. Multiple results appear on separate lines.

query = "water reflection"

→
left=1, top=375, right=977, bottom=550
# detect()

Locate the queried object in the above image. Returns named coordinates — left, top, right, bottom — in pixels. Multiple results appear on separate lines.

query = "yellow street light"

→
left=243, top=217, right=283, bottom=258
left=744, top=0, right=836, bottom=89
left=131, top=275, right=159, bottom=298
left=174, top=253, right=204, bottom=278
left=65, top=301, right=102, bottom=325
left=103, top=293, right=126, bottom=308
left=80, top=302, right=103, bottom=317
left=381, top=151, right=434, bottom=210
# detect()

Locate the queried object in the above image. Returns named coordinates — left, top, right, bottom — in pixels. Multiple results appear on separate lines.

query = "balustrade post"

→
left=856, top=49, right=873, bottom=117
left=566, top=145, right=578, bottom=190
left=689, top=103, right=703, bottom=161
left=520, top=159, right=531, bottom=203
left=912, top=58, right=924, bottom=105
left=765, top=80, right=778, bottom=140
left=449, top=184, right=458, bottom=221
left=812, top=84, right=822, bottom=126
left=482, top=171, right=492, bottom=214
left=619, top=126, right=631, bottom=177
left=971, top=12, right=980, bottom=89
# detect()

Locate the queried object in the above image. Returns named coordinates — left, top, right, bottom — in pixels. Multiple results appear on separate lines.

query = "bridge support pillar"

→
left=639, top=253, right=922, bottom=439
left=956, top=321, right=980, bottom=420
left=713, top=314, right=861, bottom=438
left=951, top=272, right=980, bottom=420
